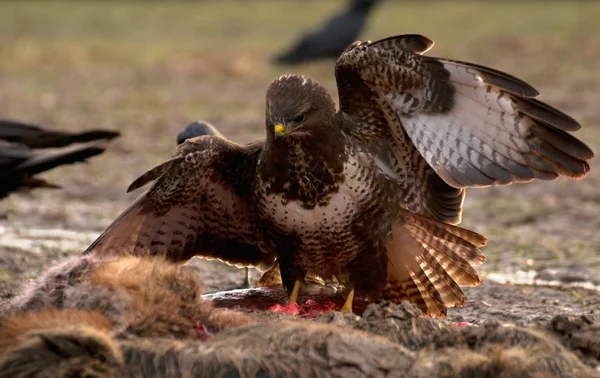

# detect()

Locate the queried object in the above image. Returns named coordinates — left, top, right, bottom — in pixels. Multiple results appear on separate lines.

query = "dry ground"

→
left=0, top=1, right=599, bottom=329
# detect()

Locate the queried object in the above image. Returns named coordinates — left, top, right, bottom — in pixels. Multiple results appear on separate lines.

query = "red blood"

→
left=298, top=299, right=340, bottom=318
left=450, top=321, right=478, bottom=328
left=195, top=322, right=213, bottom=340
left=321, top=301, right=340, bottom=311
left=268, top=302, right=301, bottom=315
left=268, top=300, right=340, bottom=317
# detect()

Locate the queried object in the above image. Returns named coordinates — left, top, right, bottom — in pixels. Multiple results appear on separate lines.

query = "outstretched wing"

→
left=335, top=34, right=593, bottom=206
left=83, top=136, right=274, bottom=269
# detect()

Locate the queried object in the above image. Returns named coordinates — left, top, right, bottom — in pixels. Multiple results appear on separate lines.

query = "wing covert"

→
left=335, top=35, right=465, bottom=224
left=83, top=136, right=273, bottom=269
left=336, top=34, right=593, bottom=191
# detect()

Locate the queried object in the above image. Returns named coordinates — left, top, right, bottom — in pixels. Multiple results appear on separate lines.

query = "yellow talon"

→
left=340, top=288, right=354, bottom=313
left=288, top=279, right=301, bottom=304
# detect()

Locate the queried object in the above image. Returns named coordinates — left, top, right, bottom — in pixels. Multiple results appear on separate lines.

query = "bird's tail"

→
left=384, top=209, right=487, bottom=318
left=15, top=140, right=111, bottom=177
left=59, top=129, right=120, bottom=146
left=0, top=119, right=120, bottom=148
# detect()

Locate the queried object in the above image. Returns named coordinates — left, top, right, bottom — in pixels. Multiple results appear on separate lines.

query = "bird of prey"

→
left=84, top=34, right=593, bottom=317
left=274, top=0, right=378, bottom=65
left=0, top=120, right=119, bottom=199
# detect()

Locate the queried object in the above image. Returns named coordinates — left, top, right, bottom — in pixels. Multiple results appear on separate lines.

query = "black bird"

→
left=274, top=0, right=378, bottom=65
left=176, top=120, right=251, bottom=289
left=0, top=120, right=119, bottom=199
left=176, top=120, right=223, bottom=146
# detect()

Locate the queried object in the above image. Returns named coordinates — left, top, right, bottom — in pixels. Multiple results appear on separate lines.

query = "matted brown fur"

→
left=0, top=300, right=595, bottom=377
left=0, top=314, right=426, bottom=378
left=434, top=344, right=594, bottom=378
left=2, top=255, right=254, bottom=340
left=90, top=256, right=254, bottom=338
left=315, top=302, right=596, bottom=378
left=3, top=311, right=593, bottom=378
left=0, top=323, right=126, bottom=378
left=0, top=309, right=113, bottom=355
left=118, top=320, right=430, bottom=378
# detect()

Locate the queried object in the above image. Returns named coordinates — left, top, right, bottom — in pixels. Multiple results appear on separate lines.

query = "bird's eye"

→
left=293, top=114, right=305, bottom=123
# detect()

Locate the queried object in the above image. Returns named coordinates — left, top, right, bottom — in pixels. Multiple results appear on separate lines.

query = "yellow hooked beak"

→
left=274, top=123, right=286, bottom=136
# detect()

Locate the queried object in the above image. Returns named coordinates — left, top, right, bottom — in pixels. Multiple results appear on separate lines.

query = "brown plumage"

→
left=176, top=120, right=253, bottom=289
left=0, top=119, right=120, bottom=199
left=2, top=256, right=253, bottom=339
left=83, top=34, right=593, bottom=317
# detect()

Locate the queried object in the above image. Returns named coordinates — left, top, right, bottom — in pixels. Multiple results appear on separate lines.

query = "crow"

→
left=273, top=0, right=378, bottom=65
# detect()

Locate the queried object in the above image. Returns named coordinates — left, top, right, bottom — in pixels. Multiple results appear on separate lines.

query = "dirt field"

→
left=0, top=1, right=599, bottom=371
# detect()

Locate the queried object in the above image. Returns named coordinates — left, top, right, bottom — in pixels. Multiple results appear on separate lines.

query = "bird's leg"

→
left=340, top=288, right=354, bottom=313
left=288, top=279, right=302, bottom=304
left=237, top=267, right=250, bottom=289
left=243, top=267, right=250, bottom=287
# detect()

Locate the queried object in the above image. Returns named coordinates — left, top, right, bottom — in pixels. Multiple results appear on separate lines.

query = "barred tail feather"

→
left=384, top=210, right=486, bottom=317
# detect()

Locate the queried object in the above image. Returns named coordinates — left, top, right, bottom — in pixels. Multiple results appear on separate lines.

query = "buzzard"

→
left=0, top=120, right=120, bottom=199
left=84, top=35, right=593, bottom=317
left=274, top=0, right=378, bottom=65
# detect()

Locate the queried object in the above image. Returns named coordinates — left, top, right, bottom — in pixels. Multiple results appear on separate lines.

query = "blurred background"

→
left=0, top=1, right=599, bottom=303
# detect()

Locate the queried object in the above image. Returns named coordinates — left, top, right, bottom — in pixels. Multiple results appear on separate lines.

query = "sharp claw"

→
left=340, top=288, right=354, bottom=313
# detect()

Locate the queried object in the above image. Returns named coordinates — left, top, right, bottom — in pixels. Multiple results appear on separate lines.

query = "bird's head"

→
left=265, top=74, right=337, bottom=144
left=176, top=120, right=222, bottom=146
